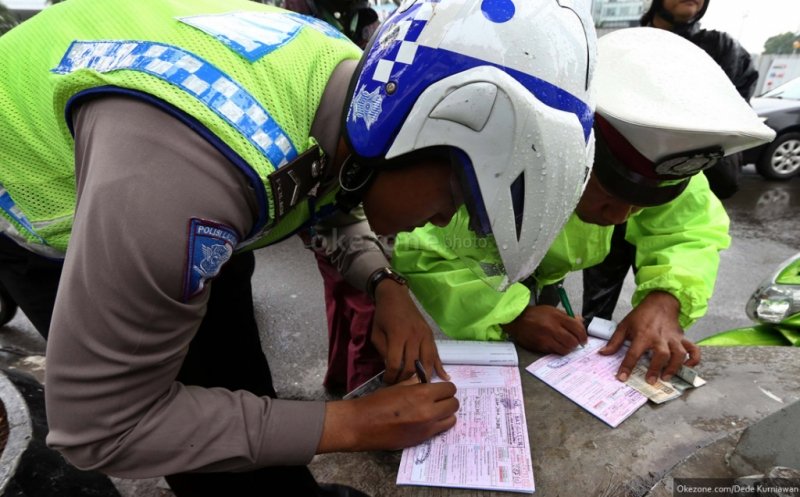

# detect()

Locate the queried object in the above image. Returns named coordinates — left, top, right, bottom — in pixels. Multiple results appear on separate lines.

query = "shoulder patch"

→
left=183, top=218, right=239, bottom=301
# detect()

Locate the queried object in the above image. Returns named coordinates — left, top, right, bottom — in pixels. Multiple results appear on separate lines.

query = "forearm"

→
left=312, top=210, right=389, bottom=292
left=628, top=175, right=730, bottom=328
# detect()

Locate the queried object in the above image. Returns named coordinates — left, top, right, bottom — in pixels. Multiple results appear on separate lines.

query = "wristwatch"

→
left=366, top=267, right=408, bottom=301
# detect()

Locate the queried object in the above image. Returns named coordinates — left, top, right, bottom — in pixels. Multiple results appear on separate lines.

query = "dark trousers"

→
left=581, top=223, right=636, bottom=323
left=0, top=237, right=322, bottom=496
left=0, top=235, right=62, bottom=338
left=312, top=250, right=383, bottom=394
left=704, top=152, right=742, bottom=200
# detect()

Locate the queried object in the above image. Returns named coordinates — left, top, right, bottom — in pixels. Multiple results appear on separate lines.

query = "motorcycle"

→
left=699, top=252, right=800, bottom=346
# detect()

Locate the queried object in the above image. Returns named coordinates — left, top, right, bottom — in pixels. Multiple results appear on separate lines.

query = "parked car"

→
left=745, top=77, right=800, bottom=180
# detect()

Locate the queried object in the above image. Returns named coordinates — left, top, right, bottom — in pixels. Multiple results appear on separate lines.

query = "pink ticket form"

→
left=396, top=364, right=535, bottom=493
left=525, top=337, right=647, bottom=428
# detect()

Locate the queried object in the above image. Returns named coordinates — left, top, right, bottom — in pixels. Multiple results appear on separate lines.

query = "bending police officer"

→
left=0, top=0, right=597, bottom=495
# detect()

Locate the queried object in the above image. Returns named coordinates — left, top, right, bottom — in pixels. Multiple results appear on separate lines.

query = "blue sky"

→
left=701, top=0, right=800, bottom=54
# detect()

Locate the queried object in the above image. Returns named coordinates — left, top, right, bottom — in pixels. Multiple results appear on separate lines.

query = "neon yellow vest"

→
left=0, top=0, right=361, bottom=257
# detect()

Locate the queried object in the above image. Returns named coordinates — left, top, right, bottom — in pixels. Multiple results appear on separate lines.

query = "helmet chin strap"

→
left=335, top=155, right=377, bottom=213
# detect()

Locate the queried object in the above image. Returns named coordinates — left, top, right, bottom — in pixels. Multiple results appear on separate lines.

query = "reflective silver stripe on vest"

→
left=0, top=186, right=76, bottom=258
left=52, top=41, right=298, bottom=167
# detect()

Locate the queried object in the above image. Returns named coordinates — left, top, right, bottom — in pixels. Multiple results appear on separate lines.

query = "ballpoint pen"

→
left=557, top=284, right=584, bottom=349
left=557, top=283, right=575, bottom=318
left=414, top=359, right=428, bottom=384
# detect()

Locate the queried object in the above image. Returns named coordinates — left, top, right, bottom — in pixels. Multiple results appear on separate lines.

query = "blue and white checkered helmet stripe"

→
left=346, top=0, right=594, bottom=160
left=54, top=40, right=297, bottom=168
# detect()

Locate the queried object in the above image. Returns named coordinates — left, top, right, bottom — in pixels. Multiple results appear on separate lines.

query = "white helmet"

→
left=593, top=27, right=775, bottom=206
left=344, top=0, right=597, bottom=289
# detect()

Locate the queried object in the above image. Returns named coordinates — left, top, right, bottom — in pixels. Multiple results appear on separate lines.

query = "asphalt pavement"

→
left=0, top=165, right=798, bottom=496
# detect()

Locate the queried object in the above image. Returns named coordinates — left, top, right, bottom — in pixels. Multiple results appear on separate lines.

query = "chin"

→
left=577, top=213, right=608, bottom=226
left=367, top=218, right=397, bottom=236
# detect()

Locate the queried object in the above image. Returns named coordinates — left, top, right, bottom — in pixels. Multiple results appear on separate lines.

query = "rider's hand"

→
left=502, top=305, right=587, bottom=355
left=598, top=291, right=700, bottom=384
left=318, top=378, right=459, bottom=452
left=370, top=279, right=449, bottom=384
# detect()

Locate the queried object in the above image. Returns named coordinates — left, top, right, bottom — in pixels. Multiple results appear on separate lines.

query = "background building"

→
left=592, top=0, right=645, bottom=34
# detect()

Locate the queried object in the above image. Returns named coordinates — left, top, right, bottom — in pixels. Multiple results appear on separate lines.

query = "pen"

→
left=557, top=284, right=575, bottom=318
left=414, top=359, right=428, bottom=384
left=557, top=284, right=584, bottom=349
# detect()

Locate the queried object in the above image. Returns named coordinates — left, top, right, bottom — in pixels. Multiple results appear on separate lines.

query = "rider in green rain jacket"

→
left=393, top=27, right=775, bottom=386
left=393, top=173, right=729, bottom=341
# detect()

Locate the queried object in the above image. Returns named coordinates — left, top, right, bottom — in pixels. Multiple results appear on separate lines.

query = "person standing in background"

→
left=283, top=0, right=379, bottom=48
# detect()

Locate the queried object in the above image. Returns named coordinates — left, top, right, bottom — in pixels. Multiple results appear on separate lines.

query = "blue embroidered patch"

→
left=184, top=219, right=239, bottom=301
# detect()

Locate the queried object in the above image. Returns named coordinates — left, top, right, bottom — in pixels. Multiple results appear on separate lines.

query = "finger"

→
left=420, top=338, right=449, bottom=381
left=401, top=339, right=422, bottom=382
left=563, top=316, right=588, bottom=346
left=661, top=340, right=686, bottom=380
left=430, top=396, right=460, bottom=418
left=616, top=341, right=646, bottom=382
left=551, top=328, right=580, bottom=354
left=384, top=340, right=406, bottom=385
left=683, top=339, right=701, bottom=367
left=599, top=324, right=627, bottom=355
left=396, top=375, right=422, bottom=387
left=422, top=380, right=457, bottom=400
left=427, top=414, right=458, bottom=438
left=371, top=330, right=388, bottom=358
left=433, top=355, right=449, bottom=381
left=645, top=342, right=670, bottom=384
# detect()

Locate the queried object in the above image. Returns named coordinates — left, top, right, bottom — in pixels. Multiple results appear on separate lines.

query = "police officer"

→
left=0, top=0, right=597, bottom=495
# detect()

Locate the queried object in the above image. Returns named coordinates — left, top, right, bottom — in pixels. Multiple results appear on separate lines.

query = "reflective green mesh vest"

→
left=0, top=0, right=361, bottom=258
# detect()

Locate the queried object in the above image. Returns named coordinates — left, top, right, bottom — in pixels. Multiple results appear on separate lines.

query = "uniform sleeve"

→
left=45, top=96, right=325, bottom=478
left=392, top=211, right=531, bottom=341
left=721, top=34, right=759, bottom=101
left=625, top=174, right=731, bottom=329
left=308, top=207, right=390, bottom=293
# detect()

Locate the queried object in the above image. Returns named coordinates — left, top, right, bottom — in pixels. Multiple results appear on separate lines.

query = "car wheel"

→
left=0, top=284, right=18, bottom=327
left=756, top=131, right=800, bottom=180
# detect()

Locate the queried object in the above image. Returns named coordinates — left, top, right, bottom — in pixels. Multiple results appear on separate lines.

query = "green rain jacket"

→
left=392, top=174, right=731, bottom=341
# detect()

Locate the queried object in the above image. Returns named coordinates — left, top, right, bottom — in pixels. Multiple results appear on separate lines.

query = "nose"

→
left=429, top=202, right=458, bottom=228
left=429, top=212, right=453, bottom=228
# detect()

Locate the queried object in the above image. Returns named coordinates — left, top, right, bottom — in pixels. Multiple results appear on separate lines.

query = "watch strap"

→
left=366, top=267, right=407, bottom=301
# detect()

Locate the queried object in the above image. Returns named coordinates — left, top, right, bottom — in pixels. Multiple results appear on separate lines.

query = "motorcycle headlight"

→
left=746, top=253, right=800, bottom=324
